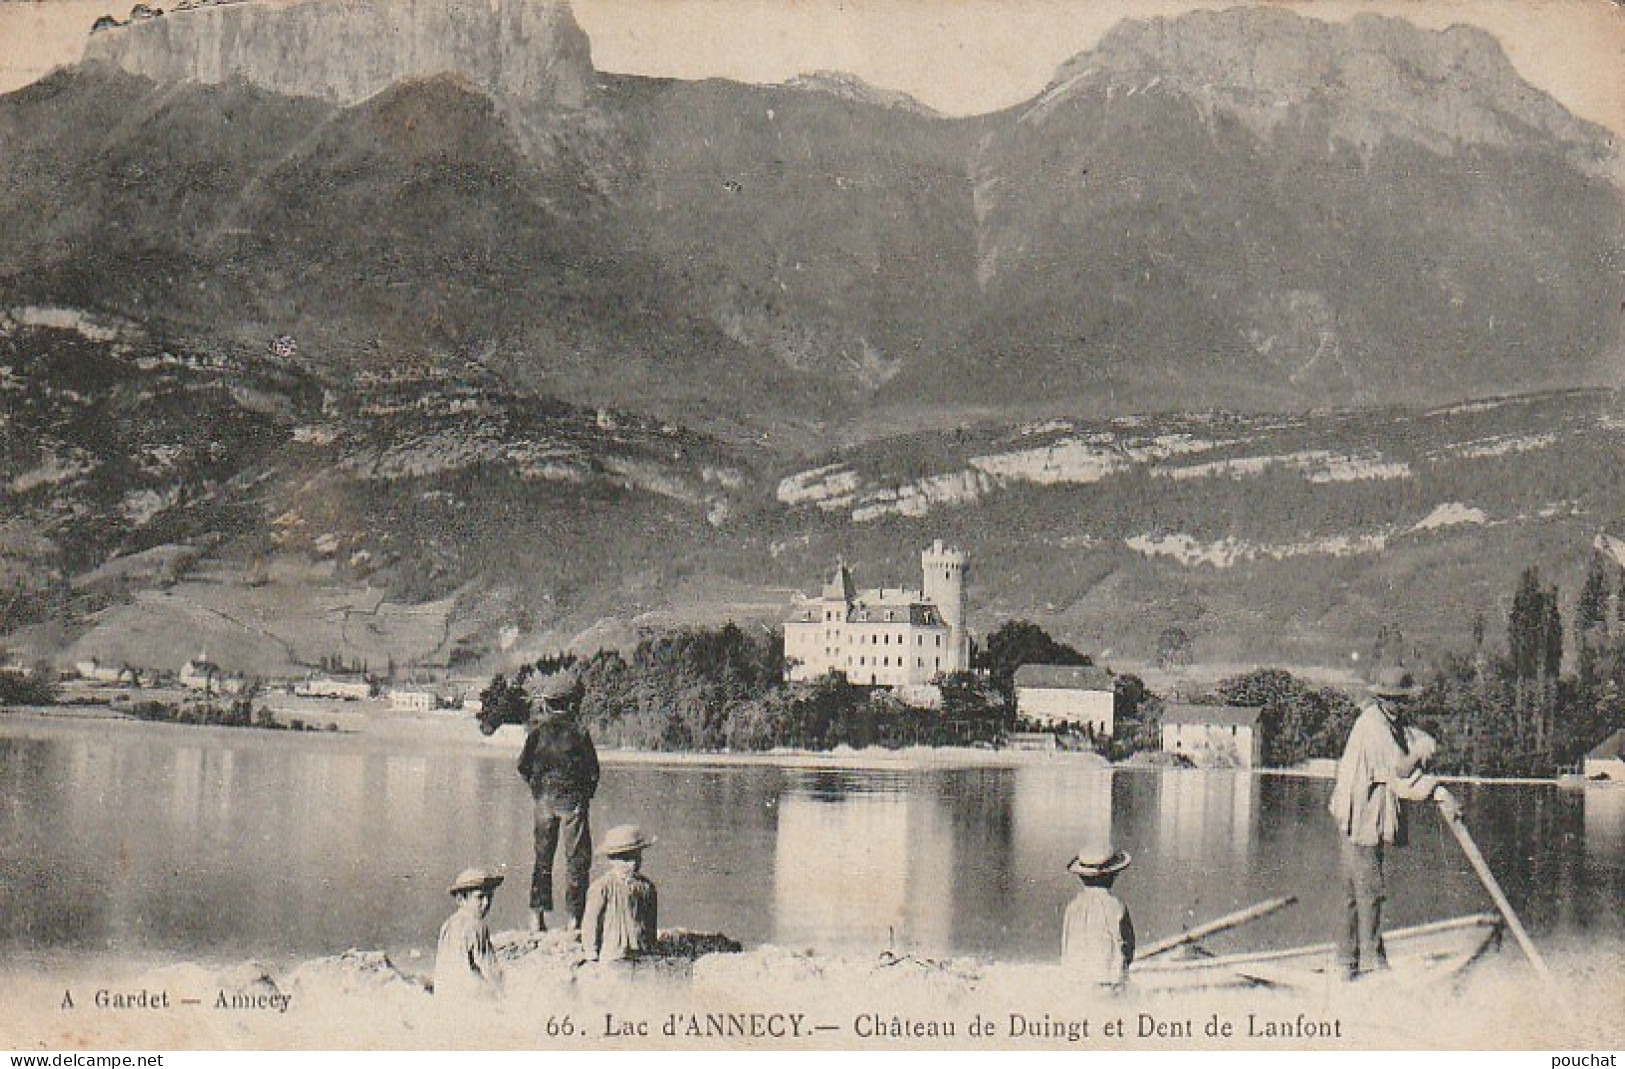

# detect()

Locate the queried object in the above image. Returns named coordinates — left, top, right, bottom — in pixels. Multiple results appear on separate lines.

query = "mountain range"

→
left=1, top=0, right=1621, bottom=675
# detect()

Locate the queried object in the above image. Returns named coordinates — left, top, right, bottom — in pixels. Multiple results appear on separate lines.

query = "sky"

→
left=1, top=0, right=1622, bottom=136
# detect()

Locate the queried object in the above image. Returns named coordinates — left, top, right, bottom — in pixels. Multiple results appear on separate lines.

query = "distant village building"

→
left=389, top=688, right=435, bottom=713
left=74, top=659, right=128, bottom=685
left=295, top=676, right=372, bottom=701
left=179, top=658, right=243, bottom=695
left=1585, top=729, right=1625, bottom=782
left=1161, top=704, right=1264, bottom=767
left=784, top=541, right=969, bottom=686
left=1013, top=664, right=1116, bottom=734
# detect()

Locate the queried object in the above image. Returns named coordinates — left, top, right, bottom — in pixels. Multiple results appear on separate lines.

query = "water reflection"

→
left=0, top=719, right=1621, bottom=969
left=1156, top=770, right=1254, bottom=860
left=1585, top=786, right=1625, bottom=859
left=773, top=771, right=954, bottom=951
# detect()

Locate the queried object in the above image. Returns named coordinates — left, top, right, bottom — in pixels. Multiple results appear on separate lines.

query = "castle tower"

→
left=822, top=559, right=857, bottom=608
left=921, top=540, right=968, bottom=670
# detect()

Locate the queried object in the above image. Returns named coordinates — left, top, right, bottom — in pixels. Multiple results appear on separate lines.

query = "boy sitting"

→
left=582, top=824, right=659, bottom=962
left=434, top=867, right=504, bottom=998
left=1061, top=846, right=1136, bottom=986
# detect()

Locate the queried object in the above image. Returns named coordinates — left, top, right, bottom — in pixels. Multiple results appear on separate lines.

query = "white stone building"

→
left=1014, top=664, right=1116, bottom=734
left=295, top=676, right=372, bottom=700
left=784, top=541, right=970, bottom=686
left=179, top=658, right=243, bottom=695
left=74, top=659, right=126, bottom=684
left=1161, top=704, right=1264, bottom=767
left=389, top=688, right=435, bottom=713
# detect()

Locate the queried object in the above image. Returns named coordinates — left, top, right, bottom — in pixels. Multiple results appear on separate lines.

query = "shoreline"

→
left=3, top=927, right=1620, bottom=1051
left=0, top=705, right=1574, bottom=783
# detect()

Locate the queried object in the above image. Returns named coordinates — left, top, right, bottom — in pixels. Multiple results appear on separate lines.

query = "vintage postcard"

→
left=0, top=0, right=1621, bottom=1052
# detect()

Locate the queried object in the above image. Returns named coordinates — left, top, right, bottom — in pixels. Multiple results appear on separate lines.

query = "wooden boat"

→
left=1130, top=913, right=1504, bottom=993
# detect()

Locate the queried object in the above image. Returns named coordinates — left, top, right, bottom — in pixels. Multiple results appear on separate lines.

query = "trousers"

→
left=1337, top=839, right=1388, bottom=976
left=531, top=794, right=593, bottom=923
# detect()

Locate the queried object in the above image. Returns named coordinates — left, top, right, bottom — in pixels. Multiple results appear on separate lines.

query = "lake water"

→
left=2, top=715, right=1622, bottom=972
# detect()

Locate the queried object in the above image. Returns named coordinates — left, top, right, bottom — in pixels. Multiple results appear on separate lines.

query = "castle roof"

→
left=851, top=602, right=946, bottom=626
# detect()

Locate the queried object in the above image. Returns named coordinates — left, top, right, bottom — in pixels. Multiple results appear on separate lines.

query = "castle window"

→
left=936, top=636, right=942, bottom=647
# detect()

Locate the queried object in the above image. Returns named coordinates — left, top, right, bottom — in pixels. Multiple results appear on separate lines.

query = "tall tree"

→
left=1508, top=566, right=1560, bottom=681
left=976, top=619, right=1090, bottom=709
left=1577, top=553, right=1612, bottom=634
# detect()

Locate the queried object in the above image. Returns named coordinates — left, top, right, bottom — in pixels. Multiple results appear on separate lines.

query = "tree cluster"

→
left=478, top=623, right=1008, bottom=752
left=1213, top=668, right=1360, bottom=767
left=1412, top=558, right=1625, bottom=777
left=0, top=660, right=57, bottom=707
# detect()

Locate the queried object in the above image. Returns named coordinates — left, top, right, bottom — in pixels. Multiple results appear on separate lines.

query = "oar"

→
left=1136, top=895, right=1298, bottom=962
left=1434, top=788, right=1557, bottom=993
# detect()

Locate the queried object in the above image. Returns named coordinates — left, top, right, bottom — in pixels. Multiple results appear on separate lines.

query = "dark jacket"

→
left=518, top=717, right=600, bottom=802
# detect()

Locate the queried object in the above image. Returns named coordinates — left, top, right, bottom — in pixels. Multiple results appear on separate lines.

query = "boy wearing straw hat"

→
left=581, top=824, right=659, bottom=963
left=1061, top=846, right=1136, bottom=985
left=434, top=867, right=504, bottom=999
left=1329, top=667, right=1443, bottom=979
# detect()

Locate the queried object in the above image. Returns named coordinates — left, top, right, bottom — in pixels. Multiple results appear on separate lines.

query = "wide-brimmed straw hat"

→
left=448, top=867, right=505, bottom=896
left=523, top=670, right=582, bottom=704
left=1067, top=848, right=1131, bottom=878
left=599, top=824, right=657, bottom=857
left=1368, top=667, right=1421, bottom=700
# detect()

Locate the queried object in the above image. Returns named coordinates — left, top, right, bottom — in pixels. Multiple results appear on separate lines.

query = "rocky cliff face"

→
left=83, top=0, right=593, bottom=111
left=928, top=8, right=1624, bottom=410
left=16, top=4, right=1624, bottom=418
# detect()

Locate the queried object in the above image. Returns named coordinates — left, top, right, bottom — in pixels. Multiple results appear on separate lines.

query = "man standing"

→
left=517, top=670, right=599, bottom=933
left=1328, top=667, right=1442, bottom=979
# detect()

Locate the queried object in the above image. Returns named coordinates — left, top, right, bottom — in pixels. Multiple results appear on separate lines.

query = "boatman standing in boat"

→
left=517, top=670, right=599, bottom=934
left=1328, top=667, right=1443, bottom=980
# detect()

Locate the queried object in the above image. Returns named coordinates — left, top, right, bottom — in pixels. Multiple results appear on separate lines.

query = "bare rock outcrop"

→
left=84, top=0, right=593, bottom=112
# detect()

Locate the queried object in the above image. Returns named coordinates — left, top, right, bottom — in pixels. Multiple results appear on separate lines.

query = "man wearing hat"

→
left=516, top=670, right=599, bottom=933
left=1061, top=846, right=1135, bottom=986
left=434, top=867, right=503, bottom=999
left=581, top=823, right=659, bottom=963
left=1328, top=667, right=1443, bottom=979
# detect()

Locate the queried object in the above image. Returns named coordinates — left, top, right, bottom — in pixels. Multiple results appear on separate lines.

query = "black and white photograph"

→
left=0, top=0, right=1621, bottom=1051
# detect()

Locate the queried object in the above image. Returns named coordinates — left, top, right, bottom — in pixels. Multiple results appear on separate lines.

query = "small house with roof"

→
left=1161, top=704, right=1264, bottom=767
left=1584, top=729, right=1625, bottom=782
left=1014, top=664, right=1116, bottom=735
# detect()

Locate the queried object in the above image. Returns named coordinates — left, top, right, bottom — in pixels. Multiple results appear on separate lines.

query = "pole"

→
left=1435, top=789, right=1558, bottom=992
left=1136, top=895, right=1298, bottom=962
